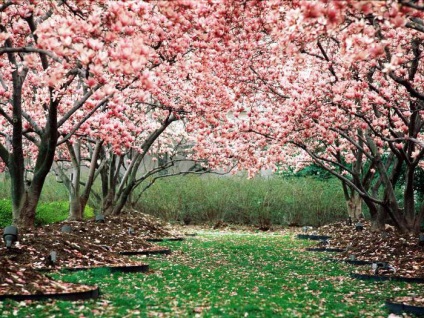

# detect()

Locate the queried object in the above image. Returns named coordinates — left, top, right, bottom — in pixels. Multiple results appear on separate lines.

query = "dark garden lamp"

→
left=419, top=233, right=424, bottom=247
left=95, top=214, right=105, bottom=223
left=3, top=226, right=18, bottom=248
left=355, top=222, right=364, bottom=231
left=302, top=226, right=312, bottom=233
left=320, top=239, right=330, bottom=246
left=50, top=251, right=57, bottom=263
left=346, top=217, right=352, bottom=226
left=372, top=262, right=396, bottom=275
left=61, top=225, right=72, bottom=233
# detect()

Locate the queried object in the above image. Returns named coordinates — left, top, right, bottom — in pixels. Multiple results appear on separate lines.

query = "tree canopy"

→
left=0, top=0, right=423, bottom=232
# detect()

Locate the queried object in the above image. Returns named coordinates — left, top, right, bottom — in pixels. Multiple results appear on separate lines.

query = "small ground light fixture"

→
left=3, top=226, right=18, bottom=248
left=321, top=239, right=330, bottom=246
left=355, top=222, right=364, bottom=231
left=372, top=262, right=396, bottom=275
left=50, top=251, right=57, bottom=263
left=303, top=226, right=313, bottom=233
left=61, top=225, right=72, bottom=233
left=419, top=233, right=424, bottom=246
left=95, top=214, right=105, bottom=223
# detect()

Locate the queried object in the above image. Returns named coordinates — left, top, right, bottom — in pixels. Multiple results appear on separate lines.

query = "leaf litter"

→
left=0, top=212, right=181, bottom=296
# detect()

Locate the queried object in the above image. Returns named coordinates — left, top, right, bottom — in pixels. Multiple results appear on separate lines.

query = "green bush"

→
left=0, top=199, right=13, bottom=228
left=0, top=173, right=94, bottom=227
left=35, top=201, right=94, bottom=226
left=135, top=175, right=347, bottom=227
left=0, top=199, right=94, bottom=228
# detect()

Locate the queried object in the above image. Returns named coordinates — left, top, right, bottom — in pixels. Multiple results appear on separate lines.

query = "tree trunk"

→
left=102, top=190, right=115, bottom=215
left=68, top=196, right=83, bottom=221
left=346, top=192, right=362, bottom=220
left=12, top=139, right=56, bottom=228
left=79, top=196, right=90, bottom=217
left=111, top=183, right=134, bottom=215
left=79, top=140, right=103, bottom=217
left=403, top=164, right=417, bottom=230
left=9, top=66, right=28, bottom=227
left=12, top=188, right=38, bottom=228
left=369, top=205, right=387, bottom=232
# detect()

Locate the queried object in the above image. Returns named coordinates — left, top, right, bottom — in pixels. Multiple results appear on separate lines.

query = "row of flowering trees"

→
left=1, top=0, right=423, bottom=233
left=0, top=0, right=227, bottom=227
left=189, top=0, right=424, bottom=233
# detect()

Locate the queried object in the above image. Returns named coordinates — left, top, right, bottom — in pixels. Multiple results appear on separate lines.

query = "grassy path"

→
left=1, top=231, right=422, bottom=317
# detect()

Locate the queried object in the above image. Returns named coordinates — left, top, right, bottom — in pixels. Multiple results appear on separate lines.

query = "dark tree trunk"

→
left=8, top=61, right=57, bottom=228
left=102, top=190, right=115, bottom=215
left=111, top=183, right=135, bottom=215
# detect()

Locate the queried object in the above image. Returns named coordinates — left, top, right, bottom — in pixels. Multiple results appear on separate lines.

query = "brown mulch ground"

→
left=390, top=296, right=424, bottom=307
left=42, top=210, right=180, bottom=252
left=307, top=221, right=424, bottom=279
left=0, top=211, right=181, bottom=296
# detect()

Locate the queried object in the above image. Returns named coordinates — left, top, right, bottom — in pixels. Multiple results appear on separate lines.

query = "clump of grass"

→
left=136, top=175, right=347, bottom=227
left=3, top=232, right=423, bottom=317
left=0, top=200, right=94, bottom=228
left=35, top=201, right=94, bottom=226
left=0, top=173, right=94, bottom=227
left=0, top=199, right=12, bottom=228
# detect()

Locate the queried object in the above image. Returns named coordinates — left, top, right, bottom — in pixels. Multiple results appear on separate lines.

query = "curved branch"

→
left=406, top=19, right=424, bottom=33
left=0, top=142, right=9, bottom=165
left=0, top=74, right=8, bottom=91
left=399, top=0, right=424, bottom=11
left=249, top=66, right=290, bottom=99
left=329, top=127, right=373, bottom=160
left=24, top=15, right=49, bottom=70
left=57, top=96, right=108, bottom=145
left=21, top=110, right=43, bottom=135
left=0, top=1, right=12, bottom=12
left=317, top=39, right=338, bottom=81
left=57, top=84, right=101, bottom=127
left=0, top=47, right=61, bottom=63
left=389, top=70, right=424, bottom=100
left=409, top=38, right=422, bottom=81
left=0, top=105, right=13, bottom=124
left=292, top=141, right=384, bottom=205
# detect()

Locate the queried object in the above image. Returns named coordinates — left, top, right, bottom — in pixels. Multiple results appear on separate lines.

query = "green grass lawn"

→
left=1, top=231, right=422, bottom=317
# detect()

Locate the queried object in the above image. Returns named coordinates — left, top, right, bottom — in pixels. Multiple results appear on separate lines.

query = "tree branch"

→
left=0, top=47, right=61, bottom=63
left=21, top=110, right=43, bottom=135
left=57, top=84, right=101, bottom=127
left=317, top=39, right=338, bottom=82
left=388, top=70, right=424, bottom=100
left=399, top=0, right=424, bottom=11
left=57, top=96, right=108, bottom=145
left=249, top=66, right=290, bottom=99
left=0, top=1, right=13, bottom=12
left=292, top=141, right=384, bottom=205
left=0, top=105, right=13, bottom=124
left=24, top=14, right=49, bottom=70
left=409, top=38, right=422, bottom=81
left=0, top=142, right=10, bottom=165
